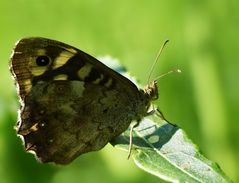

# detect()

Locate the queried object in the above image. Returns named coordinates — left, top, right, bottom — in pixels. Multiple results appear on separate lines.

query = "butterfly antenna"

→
left=154, top=69, right=181, bottom=81
left=147, top=40, right=169, bottom=85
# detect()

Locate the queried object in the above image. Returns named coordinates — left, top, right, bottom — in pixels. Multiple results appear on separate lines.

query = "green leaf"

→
left=101, top=56, right=233, bottom=183
left=111, top=115, right=232, bottom=183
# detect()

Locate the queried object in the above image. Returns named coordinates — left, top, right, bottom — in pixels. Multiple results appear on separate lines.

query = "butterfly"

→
left=9, top=37, right=158, bottom=164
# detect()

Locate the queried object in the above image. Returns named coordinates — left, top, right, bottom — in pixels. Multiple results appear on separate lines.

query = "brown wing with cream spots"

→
left=10, top=37, right=147, bottom=164
left=9, top=37, right=140, bottom=102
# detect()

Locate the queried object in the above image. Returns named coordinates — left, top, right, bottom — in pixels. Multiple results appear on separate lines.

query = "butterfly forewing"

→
left=10, top=38, right=139, bottom=100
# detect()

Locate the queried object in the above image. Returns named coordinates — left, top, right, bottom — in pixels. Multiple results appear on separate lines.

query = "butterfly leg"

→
left=155, top=108, right=167, bottom=121
left=155, top=109, right=177, bottom=126
left=127, top=121, right=139, bottom=159
left=147, top=107, right=176, bottom=126
left=146, top=104, right=167, bottom=121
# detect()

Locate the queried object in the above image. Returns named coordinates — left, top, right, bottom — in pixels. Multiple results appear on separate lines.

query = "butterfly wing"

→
left=10, top=37, right=145, bottom=164
left=10, top=37, right=139, bottom=101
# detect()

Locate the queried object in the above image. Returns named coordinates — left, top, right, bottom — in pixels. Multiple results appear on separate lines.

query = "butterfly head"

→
left=143, top=80, right=158, bottom=101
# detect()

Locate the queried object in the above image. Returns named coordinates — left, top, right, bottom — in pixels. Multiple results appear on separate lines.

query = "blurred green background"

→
left=0, top=0, right=238, bottom=182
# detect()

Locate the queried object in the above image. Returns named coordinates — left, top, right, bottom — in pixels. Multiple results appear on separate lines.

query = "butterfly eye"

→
left=36, top=56, right=50, bottom=66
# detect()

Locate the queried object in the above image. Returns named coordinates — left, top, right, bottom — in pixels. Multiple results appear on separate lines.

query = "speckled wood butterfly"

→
left=10, top=37, right=159, bottom=164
